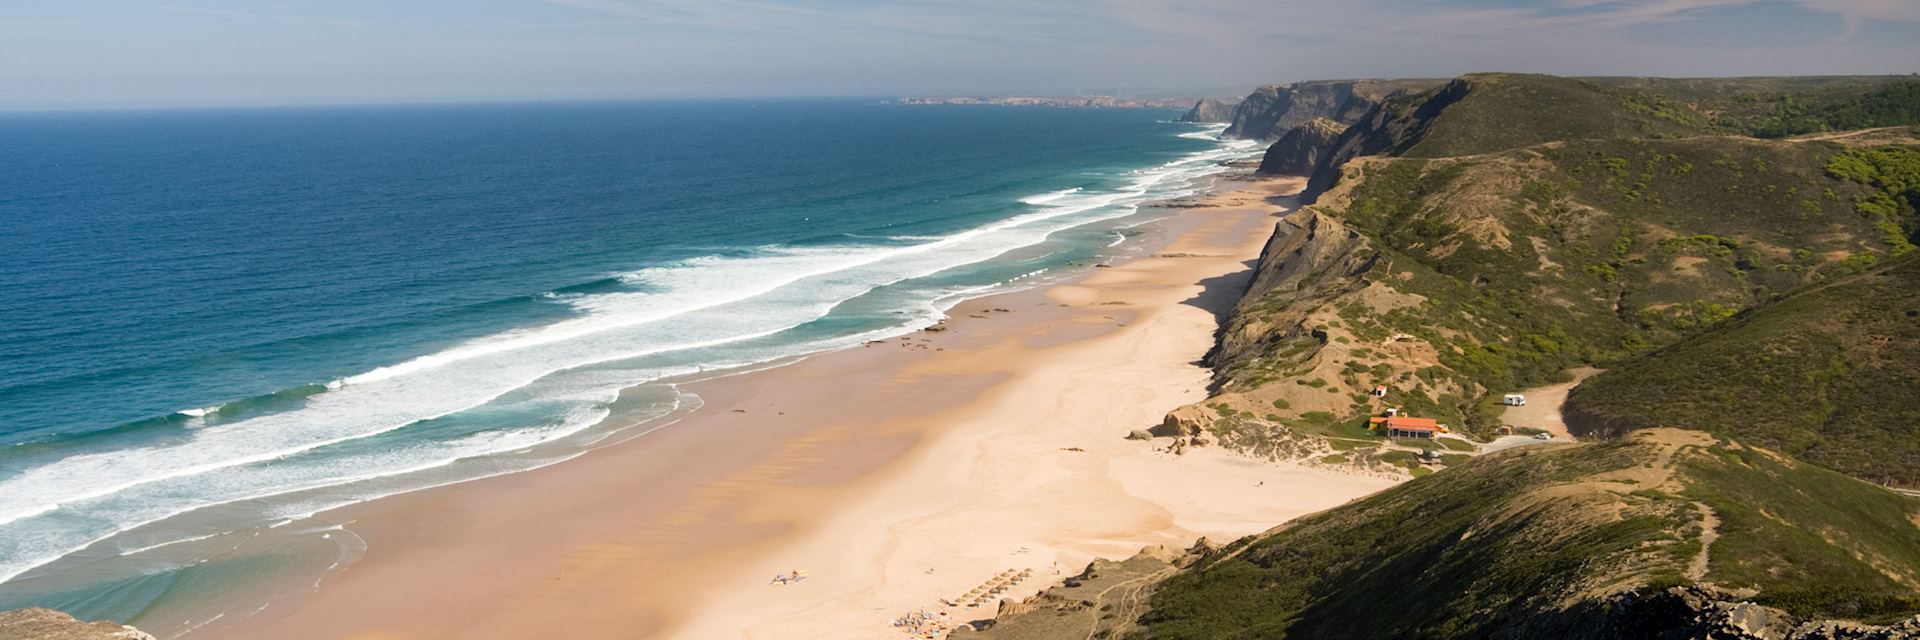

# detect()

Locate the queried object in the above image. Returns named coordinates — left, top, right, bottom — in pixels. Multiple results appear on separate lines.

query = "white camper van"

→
left=1502, top=393, right=1527, bottom=406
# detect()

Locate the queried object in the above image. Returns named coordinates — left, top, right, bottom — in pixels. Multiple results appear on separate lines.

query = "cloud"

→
left=89, top=0, right=377, bottom=27
left=1793, top=0, right=1920, bottom=36
left=3, top=0, right=1915, bottom=107
left=529, top=0, right=1920, bottom=53
left=1432, top=0, right=1920, bottom=35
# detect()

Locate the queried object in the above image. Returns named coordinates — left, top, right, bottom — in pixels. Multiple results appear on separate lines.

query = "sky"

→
left=2, top=0, right=1918, bottom=108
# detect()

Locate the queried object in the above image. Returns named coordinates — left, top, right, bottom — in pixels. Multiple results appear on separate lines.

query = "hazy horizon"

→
left=4, top=0, right=1919, bottom=110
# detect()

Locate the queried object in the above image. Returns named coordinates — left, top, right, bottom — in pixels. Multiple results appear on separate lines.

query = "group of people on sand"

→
left=890, top=609, right=952, bottom=638
left=768, top=569, right=808, bottom=585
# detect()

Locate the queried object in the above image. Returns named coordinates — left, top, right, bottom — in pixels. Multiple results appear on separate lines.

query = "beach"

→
left=196, top=174, right=1396, bottom=639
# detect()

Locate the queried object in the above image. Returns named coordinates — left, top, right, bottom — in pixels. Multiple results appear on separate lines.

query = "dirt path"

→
left=1498, top=367, right=1601, bottom=440
left=1687, top=502, right=1720, bottom=581
left=1791, top=125, right=1915, bottom=142
left=1077, top=568, right=1176, bottom=640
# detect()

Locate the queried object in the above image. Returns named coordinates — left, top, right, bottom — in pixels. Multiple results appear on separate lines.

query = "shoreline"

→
left=191, top=173, right=1397, bottom=639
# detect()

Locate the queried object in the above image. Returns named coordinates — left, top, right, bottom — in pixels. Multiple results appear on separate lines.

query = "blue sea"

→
left=0, top=99, right=1256, bottom=633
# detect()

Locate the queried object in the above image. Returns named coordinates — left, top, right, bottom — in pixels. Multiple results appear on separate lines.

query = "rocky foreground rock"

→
left=0, top=609, right=152, bottom=640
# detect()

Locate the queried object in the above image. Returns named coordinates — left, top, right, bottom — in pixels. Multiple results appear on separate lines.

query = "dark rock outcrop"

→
left=1303, top=77, right=1473, bottom=200
left=1222, top=79, right=1444, bottom=140
left=1213, top=208, right=1375, bottom=378
left=1177, top=98, right=1238, bottom=123
left=1223, top=83, right=1346, bottom=140
left=0, top=609, right=153, bottom=640
left=1536, top=586, right=1920, bottom=640
left=1256, top=117, right=1347, bottom=175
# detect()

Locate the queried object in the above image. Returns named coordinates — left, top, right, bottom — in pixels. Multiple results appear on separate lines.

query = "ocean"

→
left=0, top=99, right=1257, bottom=632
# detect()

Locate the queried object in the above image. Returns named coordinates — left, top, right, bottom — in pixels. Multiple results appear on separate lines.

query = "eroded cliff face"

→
left=1256, top=117, right=1345, bottom=175
left=1177, top=98, right=1238, bottom=123
left=1222, top=83, right=1347, bottom=140
left=0, top=609, right=153, bottom=640
left=1215, top=208, right=1377, bottom=378
left=1150, top=200, right=1464, bottom=467
left=1303, top=77, right=1472, bottom=199
left=1147, top=207, right=1379, bottom=457
left=1222, top=79, right=1444, bottom=140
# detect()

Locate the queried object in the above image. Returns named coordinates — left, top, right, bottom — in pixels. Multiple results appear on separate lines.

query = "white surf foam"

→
left=0, top=123, right=1263, bottom=587
left=114, top=531, right=229, bottom=558
left=1019, top=187, right=1082, bottom=205
left=175, top=405, right=221, bottom=419
left=1176, top=123, right=1230, bottom=141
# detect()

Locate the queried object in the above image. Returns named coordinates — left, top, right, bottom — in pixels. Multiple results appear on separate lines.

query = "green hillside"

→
left=1301, top=75, right=1920, bottom=194
left=1221, top=136, right=1911, bottom=437
left=1138, top=431, right=1920, bottom=639
left=1402, top=73, right=1703, bottom=157
left=975, top=73, right=1920, bottom=640
left=1199, top=74, right=1920, bottom=444
left=1564, top=256, right=1920, bottom=487
left=1582, top=76, right=1920, bottom=138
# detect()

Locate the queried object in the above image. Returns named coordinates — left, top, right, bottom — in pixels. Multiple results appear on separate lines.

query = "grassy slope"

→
left=979, top=76, right=1920, bottom=640
left=1136, top=430, right=1920, bottom=639
left=1216, top=74, right=1920, bottom=441
left=1584, top=75, right=1920, bottom=138
left=1272, top=137, right=1900, bottom=435
left=1403, top=73, right=1701, bottom=157
left=1564, top=256, right=1920, bottom=487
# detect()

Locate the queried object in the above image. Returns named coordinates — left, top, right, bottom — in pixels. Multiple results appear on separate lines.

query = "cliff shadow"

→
left=1180, top=258, right=1258, bottom=323
left=1264, top=191, right=1306, bottom=211
left=1179, top=258, right=1260, bottom=368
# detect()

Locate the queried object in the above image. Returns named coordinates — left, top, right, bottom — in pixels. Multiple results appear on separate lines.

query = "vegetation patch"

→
left=1136, top=431, right=1920, bottom=638
left=1565, top=256, right=1920, bottom=487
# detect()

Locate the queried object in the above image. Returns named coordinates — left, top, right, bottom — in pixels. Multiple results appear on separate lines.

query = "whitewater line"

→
left=0, top=124, right=1261, bottom=588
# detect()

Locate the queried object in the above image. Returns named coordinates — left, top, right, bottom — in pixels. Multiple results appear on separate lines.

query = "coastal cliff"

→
left=892, top=96, right=1193, bottom=109
left=0, top=609, right=152, bottom=640
left=1177, top=98, right=1238, bottom=123
left=1188, top=73, right=1920, bottom=450
left=1298, top=76, right=1470, bottom=197
left=1221, top=79, right=1443, bottom=140
left=973, top=72, right=1920, bottom=640
left=1254, top=117, right=1345, bottom=175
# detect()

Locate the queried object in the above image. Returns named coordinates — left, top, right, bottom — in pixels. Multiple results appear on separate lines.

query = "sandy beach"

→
left=197, top=174, right=1396, bottom=640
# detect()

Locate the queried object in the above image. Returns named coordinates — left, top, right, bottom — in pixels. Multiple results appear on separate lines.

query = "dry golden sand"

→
left=196, top=175, right=1395, bottom=640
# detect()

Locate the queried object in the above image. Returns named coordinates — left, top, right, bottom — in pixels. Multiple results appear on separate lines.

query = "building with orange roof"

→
left=1382, top=416, right=1444, bottom=439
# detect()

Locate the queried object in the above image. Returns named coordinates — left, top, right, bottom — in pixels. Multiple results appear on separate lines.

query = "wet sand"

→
left=197, top=175, right=1396, bottom=640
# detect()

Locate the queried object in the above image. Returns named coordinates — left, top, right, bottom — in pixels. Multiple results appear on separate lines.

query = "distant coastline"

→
left=891, top=95, right=1195, bottom=109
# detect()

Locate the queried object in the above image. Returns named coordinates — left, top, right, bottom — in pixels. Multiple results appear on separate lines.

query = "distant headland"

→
left=890, top=95, right=1196, bottom=109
